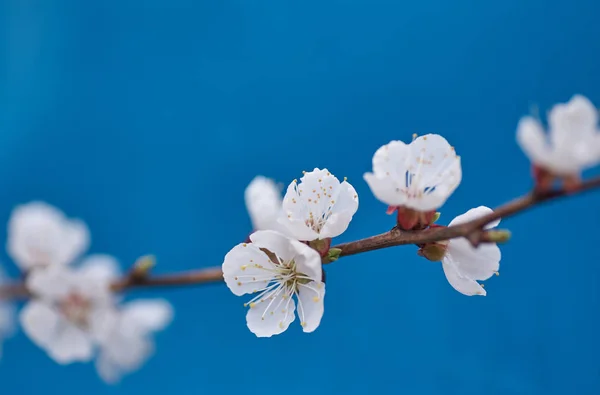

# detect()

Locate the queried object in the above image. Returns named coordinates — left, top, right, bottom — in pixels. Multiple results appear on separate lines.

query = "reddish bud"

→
left=308, top=238, right=332, bottom=258
left=417, top=241, right=449, bottom=262
left=394, top=206, right=438, bottom=230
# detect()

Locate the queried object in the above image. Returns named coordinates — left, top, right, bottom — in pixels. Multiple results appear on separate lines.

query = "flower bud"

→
left=417, top=241, right=448, bottom=262
left=308, top=238, right=332, bottom=258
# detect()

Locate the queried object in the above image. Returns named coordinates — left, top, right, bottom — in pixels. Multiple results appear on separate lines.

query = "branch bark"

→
left=2, top=175, right=599, bottom=299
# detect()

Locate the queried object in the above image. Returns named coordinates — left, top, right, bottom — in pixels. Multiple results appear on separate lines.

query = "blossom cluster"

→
left=0, top=202, right=173, bottom=383
left=0, top=94, right=598, bottom=378
left=226, top=94, right=600, bottom=337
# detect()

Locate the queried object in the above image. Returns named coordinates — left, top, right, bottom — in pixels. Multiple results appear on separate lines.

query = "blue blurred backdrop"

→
left=1, top=0, right=599, bottom=394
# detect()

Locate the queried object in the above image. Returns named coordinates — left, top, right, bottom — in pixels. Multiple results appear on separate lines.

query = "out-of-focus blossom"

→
left=517, top=94, right=600, bottom=177
left=0, top=267, right=16, bottom=359
left=245, top=176, right=284, bottom=231
left=95, top=299, right=173, bottom=383
left=7, top=202, right=89, bottom=270
left=20, top=255, right=119, bottom=364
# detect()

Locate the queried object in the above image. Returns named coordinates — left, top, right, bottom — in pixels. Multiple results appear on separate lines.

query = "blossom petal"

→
left=26, top=266, right=73, bottom=300
left=363, top=140, right=411, bottom=206
left=250, top=230, right=296, bottom=263
left=120, top=299, right=174, bottom=335
left=319, top=181, right=359, bottom=238
left=246, top=291, right=296, bottom=337
left=363, top=173, right=406, bottom=206
left=279, top=180, right=321, bottom=241
left=20, top=301, right=60, bottom=348
left=405, top=134, right=462, bottom=211
left=47, top=322, right=94, bottom=364
left=96, top=332, right=152, bottom=383
left=296, top=281, right=325, bottom=333
left=77, top=254, right=121, bottom=284
left=442, top=261, right=486, bottom=296
left=549, top=95, right=598, bottom=144
left=7, top=202, right=89, bottom=270
left=517, top=116, right=553, bottom=168
left=222, top=242, right=276, bottom=296
left=446, top=238, right=500, bottom=281
left=245, top=176, right=283, bottom=231
left=449, top=206, right=500, bottom=229
left=289, top=240, right=323, bottom=282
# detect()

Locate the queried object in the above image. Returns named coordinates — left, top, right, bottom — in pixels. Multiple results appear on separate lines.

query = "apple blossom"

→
left=7, top=202, right=89, bottom=270
left=95, top=299, right=173, bottom=383
left=20, top=255, right=120, bottom=364
left=517, top=94, right=600, bottom=177
left=222, top=230, right=326, bottom=337
left=363, top=134, right=462, bottom=219
left=278, top=168, right=358, bottom=242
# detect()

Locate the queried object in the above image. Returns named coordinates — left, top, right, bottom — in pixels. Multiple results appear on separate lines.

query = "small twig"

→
left=1, top=175, right=599, bottom=299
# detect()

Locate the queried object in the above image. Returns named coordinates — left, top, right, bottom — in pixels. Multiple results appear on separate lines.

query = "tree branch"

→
left=1, top=175, right=599, bottom=299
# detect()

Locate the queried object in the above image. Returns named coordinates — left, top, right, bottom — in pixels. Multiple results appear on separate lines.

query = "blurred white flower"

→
left=7, top=202, right=89, bottom=270
left=517, top=94, right=600, bottom=176
left=222, top=230, right=325, bottom=337
left=20, top=255, right=120, bottom=364
left=364, top=134, right=462, bottom=212
left=0, top=267, right=16, bottom=359
left=278, top=168, right=358, bottom=241
left=441, top=206, right=501, bottom=296
left=95, top=299, right=173, bottom=384
left=244, top=176, right=284, bottom=231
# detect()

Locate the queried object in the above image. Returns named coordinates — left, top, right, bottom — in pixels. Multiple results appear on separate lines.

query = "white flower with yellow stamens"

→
left=278, top=168, right=358, bottom=242
left=222, top=230, right=325, bottom=337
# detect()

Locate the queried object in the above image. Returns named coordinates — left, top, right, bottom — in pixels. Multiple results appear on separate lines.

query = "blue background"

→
left=1, top=0, right=599, bottom=394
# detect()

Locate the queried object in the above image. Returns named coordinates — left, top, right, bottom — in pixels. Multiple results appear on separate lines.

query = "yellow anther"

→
left=249, top=303, right=256, bottom=308
left=237, top=282, right=242, bottom=286
left=313, top=296, right=320, bottom=302
left=279, top=322, right=284, bottom=329
left=494, top=271, right=499, bottom=276
left=242, top=243, right=247, bottom=247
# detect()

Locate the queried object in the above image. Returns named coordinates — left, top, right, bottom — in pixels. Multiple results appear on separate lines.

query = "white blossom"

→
left=517, top=94, right=600, bottom=175
left=95, top=299, right=173, bottom=384
left=442, top=206, right=501, bottom=296
left=0, top=267, right=16, bottom=359
left=7, top=202, right=89, bottom=270
left=278, top=168, right=358, bottom=241
left=222, top=230, right=325, bottom=337
left=20, top=255, right=120, bottom=364
left=364, top=134, right=462, bottom=212
left=244, top=176, right=284, bottom=231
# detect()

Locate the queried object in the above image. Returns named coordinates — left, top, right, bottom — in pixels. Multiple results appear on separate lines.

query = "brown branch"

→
left=1, top=175, right=599, bottom=300
left=331, top=175, right=600, bottom=258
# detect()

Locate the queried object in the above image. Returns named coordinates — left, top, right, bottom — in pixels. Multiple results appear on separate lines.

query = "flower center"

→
left=58, top=292, right=91, bottom=328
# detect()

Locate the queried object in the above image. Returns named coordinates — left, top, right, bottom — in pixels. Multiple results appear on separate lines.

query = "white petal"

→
left=97, top=331, right=152, bottom=383
left=47, top=322, right=94, bottom=364
left=517, top=116, right=554, bottom=168
left=442, top=260, right=486, bottom=296
left=319, top=181, right=359, bottom=238
left=222, top=242, right=276, bottom=296
left=20, top=301, right=60, bottom=347
left=296, top=281, right=325, bottom=333
left=7, top=202, right=89, bottom=270
left=446, top=238, right=500, bottom=280
left=249, top=230, right=297, bottom=263
left=120, top=299, right=173, bottom=335
left=404, top=134, right=462, bottom=211
left=549, top=95, right=598, bottom=144
left=26, top=266, right=74, bottom=300
left=289, top=239, right=323, bottom=282
left=77, top=254, right=121, bottom=285
left=363, top=173, right=407, bottom=207
left=244, top=176, right=283, bottom=231
left=449, top=206, right=500, bottom=229
left=246, top=291, right=296, bottom=337
left=279, top=180, right=321, bottom=241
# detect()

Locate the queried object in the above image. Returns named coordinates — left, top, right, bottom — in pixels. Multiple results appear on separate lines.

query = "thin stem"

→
left=1, top=175, right=599, bottom=299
